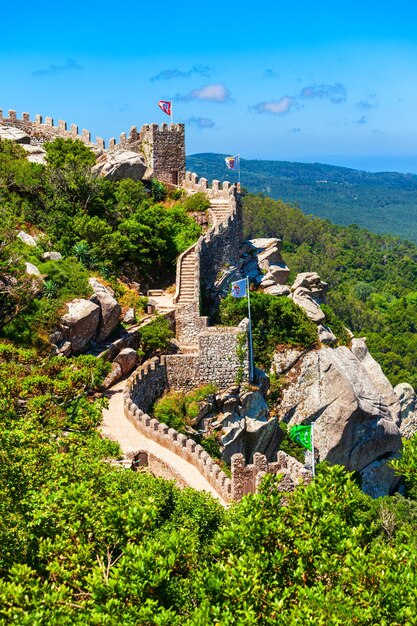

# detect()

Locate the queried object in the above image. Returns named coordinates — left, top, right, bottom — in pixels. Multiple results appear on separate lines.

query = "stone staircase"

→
left=209, top=199, right=231, bottom=224
left=175, top=246, right=196, bottom=304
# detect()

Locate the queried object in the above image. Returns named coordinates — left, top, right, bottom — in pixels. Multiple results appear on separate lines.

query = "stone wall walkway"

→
left=101, top=380, right=227, bottom=505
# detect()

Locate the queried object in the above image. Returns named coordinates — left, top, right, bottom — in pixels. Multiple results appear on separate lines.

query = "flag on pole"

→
left=289, top=425, right=312, bottom=451
left=231, top=278, right=247, bottom=298
left=225, top=155, right=240, bottom=170
left=158, top=100, right=172, bottom=116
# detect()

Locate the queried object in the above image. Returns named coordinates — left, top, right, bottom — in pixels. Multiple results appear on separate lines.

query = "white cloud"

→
left=252, top=96, right=300, bottom=115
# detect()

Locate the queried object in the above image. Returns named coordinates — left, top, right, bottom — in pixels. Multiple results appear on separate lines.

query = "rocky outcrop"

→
left=289, top=272, right=328, bottom=324
left=0, top=126, right=30, bottom=143
left=89, top=278, right=121, bottom=343
left=115, top=347, right=138, bottom=376
left=291, top=287, right=326, bottom=323
left=394, top=382, right=417, bottom=438
left=274, top=341, right=402, bottom=497
left=60, top=299, right=100, bottom=353
left=0, top=128, right=46, bottom=162
left=92, top=150, right=147, bottom=181
left=248, top=238, right=290, bottom=288
left=210, top=238, right=291, bottom=302
left=194, top=386, right=282, bottom=465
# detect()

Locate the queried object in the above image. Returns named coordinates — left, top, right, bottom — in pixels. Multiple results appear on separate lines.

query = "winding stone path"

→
left=101, top=380, right=226, bottom=505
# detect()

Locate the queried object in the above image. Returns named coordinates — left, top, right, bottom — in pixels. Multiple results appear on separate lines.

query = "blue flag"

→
left=231, top=279, right=247, bottom=298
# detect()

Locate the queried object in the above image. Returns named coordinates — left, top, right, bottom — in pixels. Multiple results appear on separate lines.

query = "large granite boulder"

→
left=220, top=389, right=282, bottom=464
left=291, top=272, right=328, bottom=304
left=92, top=150, right=147, bottom=181
left=291, top=287, right=326, bottom=323
left=102, top=362, right=123, bottom=389
left=22, top=144, right=47, bottom=164
left=89, top=278, right=121, bottom=343
left=60, top=299, right=100, bottom=353
left=114, top=347, right=138, bottom=376
left=0, top=126, right=30, bottom=143
left=275, top=343, right=402, bottom=497
left=42, top=251, right=62, bottom=261
left=24, top=262, right=41, bottom=276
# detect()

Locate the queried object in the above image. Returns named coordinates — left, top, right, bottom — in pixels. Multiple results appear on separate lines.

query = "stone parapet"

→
left=1, top=109, right=186, bottom=184
left=231, top=451, right=312, bottom=501
left=124, top=356, right=232, bottom=502
left=0, top=109, right=97, bottom=147
left=183, top=171, right=241, bottom=200
left=124, top=358, right=308, bottom=502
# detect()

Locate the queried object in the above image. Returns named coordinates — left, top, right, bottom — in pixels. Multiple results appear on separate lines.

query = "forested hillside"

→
left=4, top=137, right=417, bottom=623
left=187, top=153, right=417, bottom=243
left=243, top=193, right=417, bottom=388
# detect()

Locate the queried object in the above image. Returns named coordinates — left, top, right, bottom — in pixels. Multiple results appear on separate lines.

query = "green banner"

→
left=289, top=424, right=312, bottom=451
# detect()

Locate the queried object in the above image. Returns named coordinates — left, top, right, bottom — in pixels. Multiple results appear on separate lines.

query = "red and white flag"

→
left=225, top=155, right=240, bottom=170
left=158, top=100, right=172, bottom=116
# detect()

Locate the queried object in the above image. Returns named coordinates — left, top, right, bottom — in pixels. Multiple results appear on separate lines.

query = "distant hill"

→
left=187, top=153, right=417, bottom=243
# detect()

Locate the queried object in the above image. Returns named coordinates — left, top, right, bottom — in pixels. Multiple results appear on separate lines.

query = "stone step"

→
left=147, top=288, right=164, bottom=296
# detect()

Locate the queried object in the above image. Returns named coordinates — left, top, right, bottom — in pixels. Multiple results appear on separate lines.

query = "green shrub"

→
left=200, top=433, right=221, bottom=459
left=169, top=188, right=184, bottom=201
left=149, top=178, right=167, bottom=202
left=183, top=192, right=210, bottom=213
left=139, top=315, right=173, bottom=355
left=219, top=291, right=318, bottom=368
left=320, top=303, right=351, bottom=346
left=153, top=390, right=186, bottom=431
left=38, top=258, right=91, bottom=301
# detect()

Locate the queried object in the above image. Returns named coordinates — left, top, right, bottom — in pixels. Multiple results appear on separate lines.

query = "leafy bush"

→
left=320, top=303, right=352, bottom=346
left=184, top=384, right=216, bottom=421
left=183, top=191, right=211, bottom=213
left=219, top=291, right=318, bottom=368
left=153, top=384, right=217, bottom=434
left=139, top=315, right=173, bottom=355
left=153, top=390, right=186, bottom=431
left=149, top=178, right=167, bottom=202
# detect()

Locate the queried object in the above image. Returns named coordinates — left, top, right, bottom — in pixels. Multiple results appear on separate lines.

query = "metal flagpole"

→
left=246, top=276, right=254, bottom=382
left=171, top=102, right=173, bottom=125
left=311, top=423, right=316, bottom=477
left=238, top=154, right=241, bottom=185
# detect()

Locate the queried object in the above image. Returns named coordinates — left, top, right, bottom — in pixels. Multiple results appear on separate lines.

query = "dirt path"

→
left=101, top=380, right=226, bottom=505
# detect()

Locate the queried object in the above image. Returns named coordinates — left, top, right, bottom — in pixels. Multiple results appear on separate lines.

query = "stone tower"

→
left=138, top=123, right=186, bottom=185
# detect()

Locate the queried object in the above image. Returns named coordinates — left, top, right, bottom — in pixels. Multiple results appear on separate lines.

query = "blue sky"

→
left=3, top=0, right=417, bottom=172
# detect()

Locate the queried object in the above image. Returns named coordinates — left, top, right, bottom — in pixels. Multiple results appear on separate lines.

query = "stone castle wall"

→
left=174, top=173, right=243, bottom=348
left=123, top=358, right=310, bottom=502
left=1, top=109, right=186, bottom=184
left=231, top=451, right=312, bottom=501
left=0, top=109, right=99, bottom=147
left=128, top=449, right=188, bottom=489
left=124, top=357, right=233, bottom=502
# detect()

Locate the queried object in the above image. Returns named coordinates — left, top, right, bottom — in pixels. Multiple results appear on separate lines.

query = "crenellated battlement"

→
left=124, top=356, right=233, bottom=502
left=183, top=171, right=241, bottom=201
left=123, top=357, right=310, bottom=502
left=1, top=108, right=186, bottom=183
left=230, top=451, right=312, bottom=501
left=0, top=109, right=104, bottom=148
